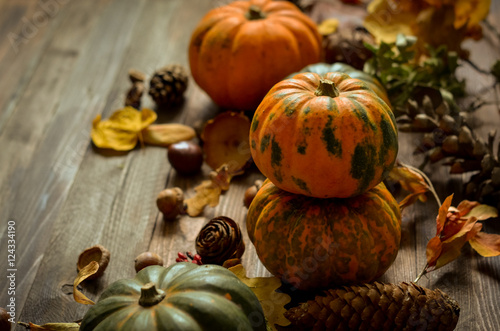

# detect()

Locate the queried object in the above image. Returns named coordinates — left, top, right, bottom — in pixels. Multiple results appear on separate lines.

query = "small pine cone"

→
left=284, top=282, right=460, bottom=331
left=148, top=64, right=188, bottom=106
left=195, top=216, right=245, bottom=265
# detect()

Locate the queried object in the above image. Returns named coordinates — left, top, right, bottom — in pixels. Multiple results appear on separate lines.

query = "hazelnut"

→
left=167, top=141, right=203, bottom=175
left=0, top=307, right=11, bottom=331
left=77, top=245, right=110, bottom=280
left=243, top=180, right=264, bottom=208
left=157, top=187, right=185, bottom=220
left=134, top=252, right=164, bottom=272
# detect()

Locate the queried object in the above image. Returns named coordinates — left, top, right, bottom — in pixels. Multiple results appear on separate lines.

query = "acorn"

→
left=156, top=187, right=185, bottom=220
left=243, top=180, right=264, bottom=208
left=167, top=141, right=203, bottom=175
left=134, top=252, right=164, bottom=272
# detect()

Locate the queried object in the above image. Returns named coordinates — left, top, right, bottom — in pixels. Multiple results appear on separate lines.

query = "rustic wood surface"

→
left=0, top=0, right=499, bottom=330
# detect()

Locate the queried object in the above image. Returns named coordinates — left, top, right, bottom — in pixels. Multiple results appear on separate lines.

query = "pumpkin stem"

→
left=246, top=5, right=266, bottom=20
left=315, top=79, right=340, bottom=98
left=139, top=282, right=166, bottom=307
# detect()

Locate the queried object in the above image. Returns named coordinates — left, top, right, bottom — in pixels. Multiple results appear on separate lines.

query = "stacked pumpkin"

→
left=247, top=68, right=402, bottom=290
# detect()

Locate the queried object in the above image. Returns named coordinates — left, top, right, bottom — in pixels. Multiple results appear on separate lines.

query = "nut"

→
left=134, top=252, right=164, bottom=273
left=243, top=180, right=264, bottom=208
left=156, top=187, right=185, bottom=220
left=167, top=141, right=203, bottom=175
left=77, top=245, right=110, bottom=280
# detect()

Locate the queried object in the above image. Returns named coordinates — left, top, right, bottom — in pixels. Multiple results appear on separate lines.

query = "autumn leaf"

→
left=364, top=0, right=490, bottom=58
left=73, top=261, right=99, bottom=305
left=18, top=322, right=80, bottom=330
left=416, top=195, right=499, bottom=281
left=229, top=264, right=291, bottom=330
left=185, top=164, right=244, bottom=217
left=317, top=18, right=339, bottom=36
left=387, top=162, right=433, bottom=210
left=91, top=107, right=156, bottom=151
left=142, top=123, right=195, bottom=147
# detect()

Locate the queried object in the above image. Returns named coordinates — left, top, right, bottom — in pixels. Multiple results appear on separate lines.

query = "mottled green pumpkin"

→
left=289, top=62, right=391, bottom=107
left=246, top=180, right=401, bottom=290
left=250, top=71, right=398, bottom=198
left=80, top=263, right=266, bottom=331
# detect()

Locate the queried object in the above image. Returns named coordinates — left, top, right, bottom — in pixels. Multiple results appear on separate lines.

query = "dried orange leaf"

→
left=142, top=123, right=195, bottom=147
left=425, top=236, right=443, bottom=268
left=18, top=322, right=80, bottom=330
left=388, top=163, right=430, bottom=210
left=73, top=260, right=99, bottom=305
left=202, top=112, right=251, bottom=173
left=229, top=264, right=291, bottom=329
left=185, top=165, right=238, bottom=217
left=436, top=194, right=454, bottom=235
left=91, top=107, right=157, bottom=151
left=469, top=231, right=500, bottom=257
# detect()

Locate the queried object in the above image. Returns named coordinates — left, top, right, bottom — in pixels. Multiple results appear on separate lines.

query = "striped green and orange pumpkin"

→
left=249, top=72, right=398, bottom=198
left=246, top=180, right=401, bottom=290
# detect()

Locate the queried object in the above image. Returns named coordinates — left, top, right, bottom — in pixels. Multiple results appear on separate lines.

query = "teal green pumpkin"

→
left=289, top=62, right=391, bottom=108
left=80, top=263, right=266, bottom=331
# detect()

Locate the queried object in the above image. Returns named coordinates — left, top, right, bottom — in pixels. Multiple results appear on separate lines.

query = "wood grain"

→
left=0, top=0, right=498, bottom=330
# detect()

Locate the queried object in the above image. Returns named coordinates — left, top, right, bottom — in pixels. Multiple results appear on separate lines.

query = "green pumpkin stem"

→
left=246, top=5, right=265, bottom=20
left=139, top=282, right=166, bottom=307
left=315, top=79, right=340, bottom=98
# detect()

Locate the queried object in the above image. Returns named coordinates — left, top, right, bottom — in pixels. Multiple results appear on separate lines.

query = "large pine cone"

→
left=285, top=282, right=460, bottom=331
left=148, top=64, right=188, bottom=106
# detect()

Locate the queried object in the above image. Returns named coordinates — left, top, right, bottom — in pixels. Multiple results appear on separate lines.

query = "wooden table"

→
left=0, top=0, right=499, bottom=329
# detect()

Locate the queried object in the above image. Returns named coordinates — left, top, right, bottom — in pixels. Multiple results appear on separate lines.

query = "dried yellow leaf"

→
left=185, top=164, right=242, bottom=217
left=229, top=264, right=291, bottom=330
left=18, top=322, right=80, bottom=330
left=365, top=0, right=491, bottom=58
left=142, top=123, right=196, bottom=147
left=90, top=107, right=156, bottom=151
left=318, top=18, right=340, bottom=36
left=73, top=260, right=99, bottom=305
left=185, top=180, right=222, bottom=216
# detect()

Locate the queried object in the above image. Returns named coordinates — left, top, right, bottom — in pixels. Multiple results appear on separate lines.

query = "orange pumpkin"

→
left=247, top=180, right=401, bottom=290
left=250, top=72, right=398, bottom=198
left=189, top=0, right=322, bottom=111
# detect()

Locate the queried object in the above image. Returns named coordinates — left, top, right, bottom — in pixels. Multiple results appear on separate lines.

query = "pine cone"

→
left=284, top=282, right=460, bottom=331
left=195, top=216, right=245, bottom=265
left=148, top=64, right=188, bottom=106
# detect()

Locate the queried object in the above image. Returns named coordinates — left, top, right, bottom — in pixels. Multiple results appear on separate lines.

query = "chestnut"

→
left=167, top=141, right=203, bottom=175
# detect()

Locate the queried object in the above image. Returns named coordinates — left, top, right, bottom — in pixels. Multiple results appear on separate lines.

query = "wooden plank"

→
left=0, top=0, right=70, bottom=131
left=0, top=0, right=110, bottom=236
left=16, top=0, right=219, bottom=324
left=0, top=0, right=498, bottom=329
left=0, top=0, right=148, bottom=323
